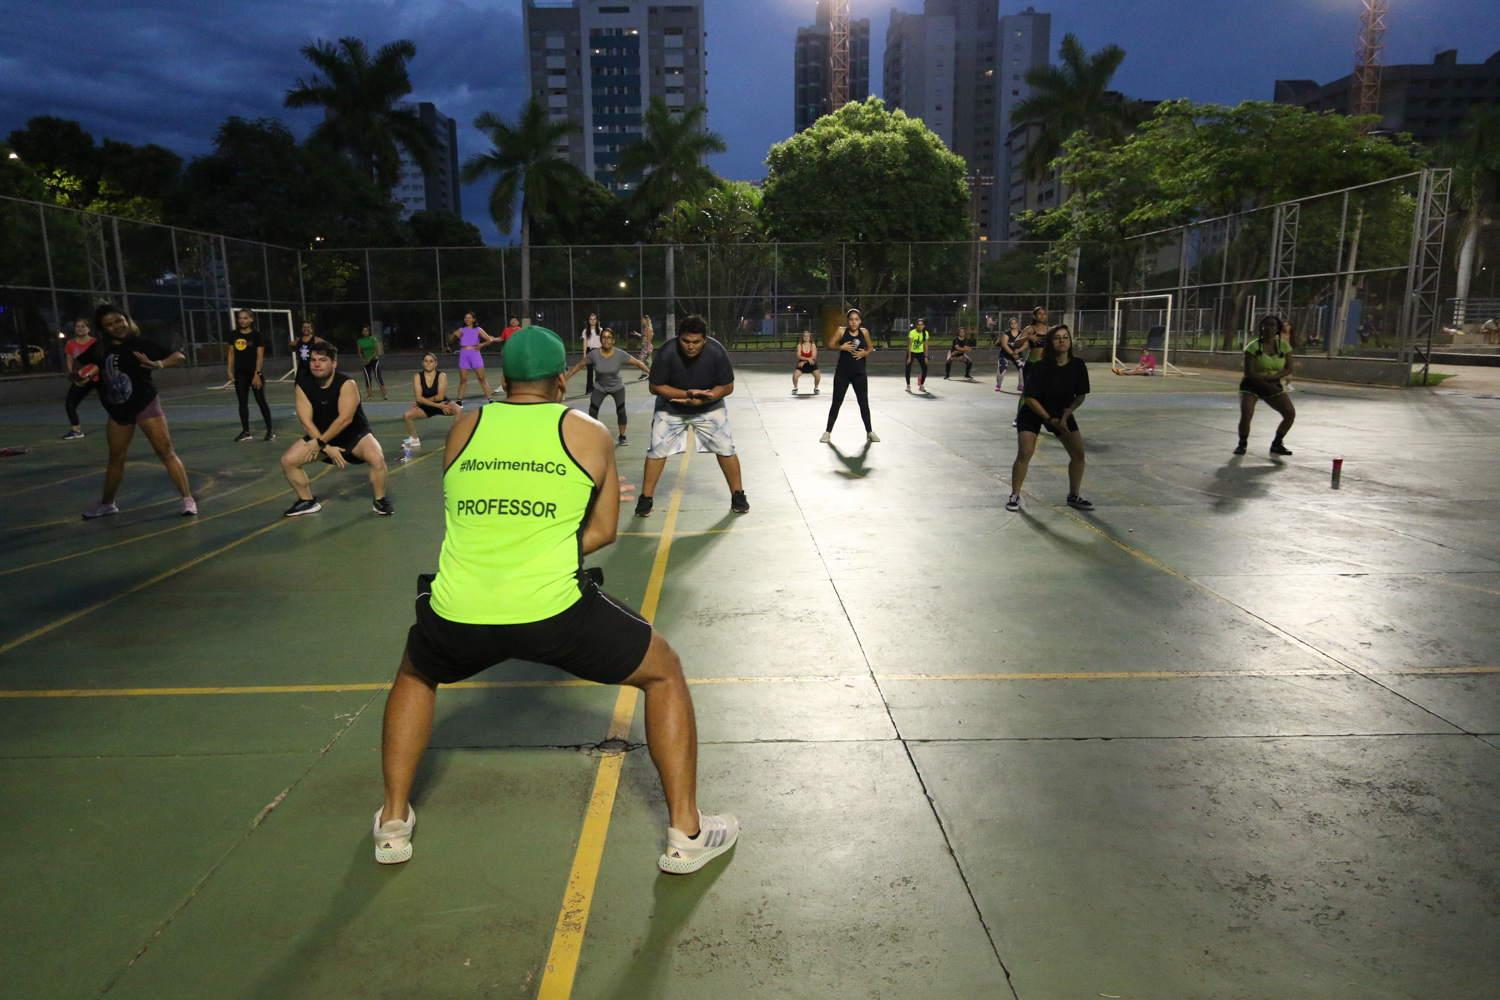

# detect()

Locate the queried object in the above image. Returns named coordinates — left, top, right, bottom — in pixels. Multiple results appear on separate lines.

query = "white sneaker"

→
left=819, top=431, right=831, bottom=443
left=658, top=812, right=738, bottom=874
left=402, top=436, right=420, bottom=449
left=867, top=431, right=880, bottom=442
left=373, top=805, right=416, bottom=864
left=82, top=502, right=119, bottom=519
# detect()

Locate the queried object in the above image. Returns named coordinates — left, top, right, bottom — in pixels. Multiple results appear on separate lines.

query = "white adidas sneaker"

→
left=373, top=805, right=416, bottom=864
left=658, top=812, right=738, bottom=874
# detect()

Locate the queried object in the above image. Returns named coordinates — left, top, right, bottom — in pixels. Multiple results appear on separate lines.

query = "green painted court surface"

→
left=2, top=361, right=1498, bottom=1000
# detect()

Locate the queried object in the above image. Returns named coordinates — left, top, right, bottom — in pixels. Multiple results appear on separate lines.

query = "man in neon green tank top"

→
left=374, top=327, right=738, bottom=875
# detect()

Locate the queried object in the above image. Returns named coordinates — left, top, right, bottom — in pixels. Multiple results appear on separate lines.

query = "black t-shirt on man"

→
left=649, top=336, right=735, bottom=415
left=1023, top=356, right=1090, bottom=418
left=302, top=371, right=372, bottom=448
left=230, top=329, right=266, bottom=375
left=77, top=335, right=173, bottom=422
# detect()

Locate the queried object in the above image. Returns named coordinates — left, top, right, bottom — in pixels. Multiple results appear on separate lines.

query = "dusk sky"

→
left=3, top=0, right=1498, bottom=244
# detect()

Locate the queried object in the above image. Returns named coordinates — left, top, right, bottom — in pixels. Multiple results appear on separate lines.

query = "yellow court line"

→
left=4, top=667, right=1496, bottom=700
left=537, top=446, right=692, bottom=1000
left=0, top=451, right=436, bottom=656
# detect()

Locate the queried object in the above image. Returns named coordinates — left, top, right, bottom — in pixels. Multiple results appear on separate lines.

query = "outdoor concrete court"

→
left=1, top=359, right=1498, bottom=1000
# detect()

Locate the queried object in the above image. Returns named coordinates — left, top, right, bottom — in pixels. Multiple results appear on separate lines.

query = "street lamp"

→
left=619, top=280, right=627, bottom=289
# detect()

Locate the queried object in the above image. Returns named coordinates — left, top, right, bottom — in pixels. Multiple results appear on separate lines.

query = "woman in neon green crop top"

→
left=1236, top=315, right=1295, bottom=456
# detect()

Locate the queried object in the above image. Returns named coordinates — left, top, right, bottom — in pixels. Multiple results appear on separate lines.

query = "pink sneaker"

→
left=181, top=497, right=198, bottom=516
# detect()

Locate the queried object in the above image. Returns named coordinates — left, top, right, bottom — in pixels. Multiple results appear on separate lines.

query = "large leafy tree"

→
left=615, top=98, right=726, bottom=220
left=657, top=182, right=771, bottom=340
left=462, top=99, right=587, bottom=320
left=6, top=116, right=182, bottom=221
left=1438, top=105, right=1500, bottom=315
left=1010, top=34, right=1136, bottom=182
left=762, top=98, right=969, bottom=326
left=283, top=37, right=434, bottom=191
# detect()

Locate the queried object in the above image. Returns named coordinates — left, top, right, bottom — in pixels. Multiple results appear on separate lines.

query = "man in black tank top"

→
left=279, top=339, right=392, bottom=516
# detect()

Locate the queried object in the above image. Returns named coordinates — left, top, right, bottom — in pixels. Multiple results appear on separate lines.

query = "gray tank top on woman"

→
left=587, top=348, right=630, bottom=392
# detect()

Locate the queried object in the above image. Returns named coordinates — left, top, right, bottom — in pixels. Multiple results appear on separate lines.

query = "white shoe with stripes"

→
left=373, top=806, right=416, bottom=864
left=658, top=812, right=738, bottom=874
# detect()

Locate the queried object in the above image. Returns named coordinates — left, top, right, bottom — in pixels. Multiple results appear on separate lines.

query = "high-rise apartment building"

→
left=794, top=2, right=871, bottom=133
left=524, top=0, right=707, bottom=190
left=884, top=3, right=1050, bottom=241
left=391, top=102, right=461, bottom=220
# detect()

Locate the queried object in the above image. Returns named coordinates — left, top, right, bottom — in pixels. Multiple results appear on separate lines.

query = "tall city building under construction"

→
left=794, top=2, right=871, bottom=133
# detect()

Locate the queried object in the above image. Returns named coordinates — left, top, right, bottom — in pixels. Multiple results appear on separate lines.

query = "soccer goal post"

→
left=1111, top=293, right=1190, bottom=376
left=221, top=308, right=297, bottom=385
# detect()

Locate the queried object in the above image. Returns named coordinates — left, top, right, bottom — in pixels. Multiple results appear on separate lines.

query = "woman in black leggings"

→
left=820, top=307, right=879, bottom=444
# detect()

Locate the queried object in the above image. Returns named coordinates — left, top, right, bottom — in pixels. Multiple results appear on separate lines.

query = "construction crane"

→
left=829, top=0, right=851, bottom=112
left=1351, top=0, right=1388, bottom=121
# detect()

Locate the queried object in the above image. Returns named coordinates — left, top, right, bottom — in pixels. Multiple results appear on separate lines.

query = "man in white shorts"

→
left=635, top=314, right=748, bottom=516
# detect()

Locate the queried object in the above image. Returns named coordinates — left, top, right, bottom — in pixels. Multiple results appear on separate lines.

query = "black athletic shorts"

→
left=796, top=360, right=818, bottom=373
left=1238, top=376, right=1287, bottom=400
left=404, top=579, right=652, bottom=685
left=319, top=429, right=372, bottom=464
left=1016, top=407, right=1078, bottom=436
left=416, top=403, right=448, bottom=417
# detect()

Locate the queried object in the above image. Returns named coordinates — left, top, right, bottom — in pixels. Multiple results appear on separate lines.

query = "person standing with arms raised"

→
left=372, top=326, right=738, bottom=874
left=562, top=328, right=650, bottom=446
left=61, top=318, right=98, bottom=441
left=820, top=308, right=878, bottom=444
left=635, top=315, right=749, bottom=516
left=228, top=309, right=274, bottom=442
left=74, top=304, right=198, bottom=519
left=449, top=311, right=496, bottom=404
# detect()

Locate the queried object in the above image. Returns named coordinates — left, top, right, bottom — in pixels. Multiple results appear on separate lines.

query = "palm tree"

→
left=615, top=98, right=726, bottom=220
left=1439, top=106, right=1500, bottom=322
left=462, top=99, right=585, bottom=322
left=284, top=37, right=434, bottom=190
left=1010, top=34, right=1134, bottom=182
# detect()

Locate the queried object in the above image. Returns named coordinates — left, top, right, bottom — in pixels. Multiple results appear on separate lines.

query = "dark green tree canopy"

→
left=166, top=117, right=406, bottom=248
left=284, top=36, right=434, bottom=190
left=6, top=115, right=182, bottom=216
left=408, top=209, right=484, bottom=248
left=761, top=97, right=969, bottom=244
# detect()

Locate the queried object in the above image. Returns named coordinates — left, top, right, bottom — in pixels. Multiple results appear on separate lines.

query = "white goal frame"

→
left=213, top=308, right=297, bottom=387
left=1111, top=293, right=1190, bottom=376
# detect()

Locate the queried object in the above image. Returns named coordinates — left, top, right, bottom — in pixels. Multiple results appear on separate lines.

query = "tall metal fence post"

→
left=906, top=242, right=913, bottom=338
left=38, top=205, right=61, bottom=349
left=364, top=248, right=376, bottom=337
left=434, top=247, right=445, bottom=353
left=772, top=243, right=779, bottom=343
left=111, top=217, right=129, bottom=315
left=297, top=250, right=308, bottom=330
left=169, top=228, right=192, bottom=365
left=501, top=245, right=508, bottom=323
left=568, top=246, right=576, bottom=353
left=637, top=243, right=644, bottom=336
left=665, top=244, right=676, bottom=340
left=1331, top=191, right=1349, bottom=360
left=219, top=235, right=235, bottom=349
left=706, top=244, right=713, bottom=339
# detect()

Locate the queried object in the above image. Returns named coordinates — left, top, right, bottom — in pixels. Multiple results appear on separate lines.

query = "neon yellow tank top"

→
left=432, top=402, right=599, bottom=624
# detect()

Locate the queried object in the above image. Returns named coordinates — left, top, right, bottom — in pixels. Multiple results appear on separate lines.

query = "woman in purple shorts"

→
left=448, top=311, right=496, bottom=403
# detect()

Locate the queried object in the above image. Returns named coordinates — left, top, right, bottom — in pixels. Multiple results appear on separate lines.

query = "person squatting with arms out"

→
left=820, top=308, right=879, bottom=444
left=635, top=314, right=749, bottom=517
left=793, top=331, right=820, bottom=394
left=1236, top=315, right=1295, bottom=456
left=75, top=304, right=198, bottom=519
left=402, top=353, right=461, bottom=449
left=994, top=316, right=1023, bottom=393
left=357, top=325, right=387, bottom=401
left=449, top=311, right=496, bottom=403
left=371, top=326, right=738, bottom=874
left=906, top=318, right=929, bottom=392
left=229, top=309, right=275, bottom=442
left=62, top=318, right=97, bottom=440
left=280, top=340, right=392, bottom=517
left=945, top=326, right=976, bottom=380
left=563, top=327, right=650, bottom=446
left=1007, top=325, right=1094, bottom=514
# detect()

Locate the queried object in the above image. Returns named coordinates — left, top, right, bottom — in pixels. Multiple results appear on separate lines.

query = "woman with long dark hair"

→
left=1236, top=315, right=1295, bottom=455
left=820, top=307, right=878, bottom=443
left=1007, top=325, right=1092, bottom=513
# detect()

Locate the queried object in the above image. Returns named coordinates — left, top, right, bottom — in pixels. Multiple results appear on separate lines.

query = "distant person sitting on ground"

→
left=1112, top=348, right=1156, bottom=376
left=636, top=314, right=749, bottom=516
left=281, top=340, right=392, bottom=516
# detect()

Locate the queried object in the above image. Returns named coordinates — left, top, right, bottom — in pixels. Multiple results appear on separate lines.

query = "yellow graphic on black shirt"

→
left=233, top=337, right=249, bottom=353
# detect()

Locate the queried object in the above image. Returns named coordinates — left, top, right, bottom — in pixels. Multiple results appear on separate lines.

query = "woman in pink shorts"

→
left=448, top=311, right=496, bottom=402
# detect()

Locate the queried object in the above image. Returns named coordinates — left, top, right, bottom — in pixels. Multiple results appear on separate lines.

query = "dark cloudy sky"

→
left=3, top=0, right=1497, bottom=244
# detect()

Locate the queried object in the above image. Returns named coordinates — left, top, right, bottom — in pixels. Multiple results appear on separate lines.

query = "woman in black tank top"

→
left=820, top=307, right=879, bottom=444
left=402, top=353, right=459, bottom=448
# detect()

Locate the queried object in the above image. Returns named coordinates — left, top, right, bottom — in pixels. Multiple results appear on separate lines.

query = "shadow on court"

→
left=601, top=859, right=729, bottom=1000
left=827, top=442, right=872, bottom=479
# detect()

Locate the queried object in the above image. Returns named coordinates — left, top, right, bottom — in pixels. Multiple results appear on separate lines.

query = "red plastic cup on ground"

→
left=1332, top=459, right=1344, bottom=473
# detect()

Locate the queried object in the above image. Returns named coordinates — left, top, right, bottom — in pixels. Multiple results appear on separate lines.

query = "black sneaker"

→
left=284, top=498, right=321, bottom=517
left=372, top=497, right=394, bottom=516
left=1066, top=494, right=1095, bottom=511
left=730, top=490, right=750, bottom=514
left=264, top=430, right=276, bottom=441
left=1233, top=441, right=1247, bottom=455
left=1005, top=494, right=1021, bottom=512
left=634, top=495, right=654, bottom=518
left=234, top=430, right=254, bottom=442
left=618, top=434, right=627, bottom=447
left=1269, top=441, right=1293, bottom=456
